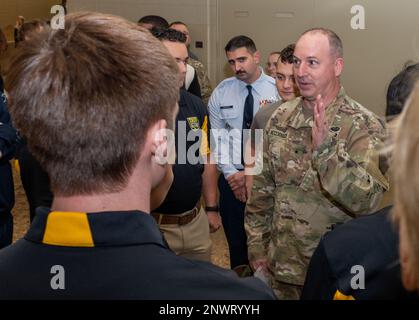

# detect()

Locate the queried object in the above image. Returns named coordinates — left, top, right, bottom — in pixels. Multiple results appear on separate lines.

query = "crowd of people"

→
left=0, top=11, right=418, bottom=300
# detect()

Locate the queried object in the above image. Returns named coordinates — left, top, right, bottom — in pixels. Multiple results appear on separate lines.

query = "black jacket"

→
left=0, top=78, right=18, bottom=162
left=0, top=208, right=275, bottom=300
left=0, top=78, right=18, bottom=221
left=301, top=206, right=418, bottom=300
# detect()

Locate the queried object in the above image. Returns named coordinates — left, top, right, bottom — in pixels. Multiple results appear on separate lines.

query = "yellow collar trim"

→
left=42, top=211, right=94, bottom=247
left=333, top=290, right=355, bottom=300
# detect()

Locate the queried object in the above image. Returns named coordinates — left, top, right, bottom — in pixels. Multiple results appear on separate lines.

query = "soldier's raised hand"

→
left=312, top=94, right=329, bottom=149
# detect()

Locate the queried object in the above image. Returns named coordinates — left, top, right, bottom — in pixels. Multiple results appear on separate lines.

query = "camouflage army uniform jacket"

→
left=245, top=87, right=389, bottom=286
left=188, top=58, right=213, bottom=106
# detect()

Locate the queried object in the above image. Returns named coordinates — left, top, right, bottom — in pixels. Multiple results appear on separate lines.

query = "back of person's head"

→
left=0, top=27, right=7, bottom=56
left=393, top=82, right=419, bottom=292
left=168, top=21, right=192, bottom=47
left=151, top=28, right=186, bottom=44
left=225, top=35, right=257, bottom=54
left=279, top=44, right=295, bottom=64
left=6, top=12, right=179, bottom=197
left=269, top=51, right=281, bottom=57
left=386, top=63, right=419, bottom=120
left=15, top=16, right=25, bottom=27
left=18, top=20, right=47, bottom=42
left=138, top=15, right=169, bottom=32
left=169, top=21, right=188, bottom=28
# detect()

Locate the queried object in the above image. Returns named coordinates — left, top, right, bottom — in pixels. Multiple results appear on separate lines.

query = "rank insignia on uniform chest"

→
left=269, top=129, right=288, bottom=139
left=259, top=97, right=276, bottom=108
left=187, top=117, right=200, bottom=131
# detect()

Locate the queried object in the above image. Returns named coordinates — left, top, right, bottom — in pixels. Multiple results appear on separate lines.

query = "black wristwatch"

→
left=205, top=205, right=219, bottom=212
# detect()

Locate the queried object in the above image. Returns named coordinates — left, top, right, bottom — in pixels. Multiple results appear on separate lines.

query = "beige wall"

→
left=0, top=0, right=58, bottom=40
left=68, top=0, right=217, bottom=86
left=218, top=0, right=419, bottom=116
left=0, top=0, right=58, bottom=71
left=4, top=0, right=419, bottom=116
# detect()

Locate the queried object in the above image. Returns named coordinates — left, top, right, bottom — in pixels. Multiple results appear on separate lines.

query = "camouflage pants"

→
left=271, top=280, right=303, bottom=300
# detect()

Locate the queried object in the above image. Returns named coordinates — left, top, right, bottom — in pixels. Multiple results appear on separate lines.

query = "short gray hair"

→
left=301, top=28, right=343, bottom=58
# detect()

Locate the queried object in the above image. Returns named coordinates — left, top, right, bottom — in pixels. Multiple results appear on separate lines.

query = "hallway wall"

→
left=3, top=0, right=419, bottom=116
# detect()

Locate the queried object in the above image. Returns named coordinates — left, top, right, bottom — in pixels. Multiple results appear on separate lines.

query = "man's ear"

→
left=253, top=50, right=261, bottom=64
left=334, top=57, right=344, bottom=77
left=149, top=119, right=168, bottom=162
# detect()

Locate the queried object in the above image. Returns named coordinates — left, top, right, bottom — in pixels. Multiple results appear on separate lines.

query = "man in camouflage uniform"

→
left=188, top=57, right=213, bottom=105
left=245, top=28, right=389, bottom=299
left=169, top=22, right=213, bottom=105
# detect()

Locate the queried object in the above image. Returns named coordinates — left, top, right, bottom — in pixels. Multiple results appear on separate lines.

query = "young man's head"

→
left=153, top=28, right=188, bottom=89
left=138, top=15, right=169, bottom=32
left=6, top=12, right=179, bottom=197
left=225, top=35, right=261, bottom=84
left=0, top=27, right=7, bottom=56
left=15, top=16, right=25, bottom=27
left=293, top=28, right=344, bottom=103
left=169, top=21, right=191, bottom=48
left=275, top=44, right=299, bottom=102
left=18, top=20, right=47, bottom=43
left=266, top=51, right=281, bottom=78
left=386, top=63, right=419, bottom=121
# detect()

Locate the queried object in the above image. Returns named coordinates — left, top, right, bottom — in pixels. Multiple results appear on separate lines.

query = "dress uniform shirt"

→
left=208, top=69, right=279, bottom=178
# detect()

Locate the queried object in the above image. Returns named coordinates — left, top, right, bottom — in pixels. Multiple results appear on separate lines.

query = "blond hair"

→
left=393, top=82, right=419, bottom=289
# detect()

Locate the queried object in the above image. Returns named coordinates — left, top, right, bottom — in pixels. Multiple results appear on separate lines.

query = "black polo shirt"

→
left=154, top=89, right=211, bottom=214
left=0, top=207, right=275, bottom=299
left=301, top=206, right=418, bottom=300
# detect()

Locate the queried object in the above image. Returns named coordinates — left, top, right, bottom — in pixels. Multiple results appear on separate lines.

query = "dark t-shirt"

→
left=154, top=90, right=210, bottom=214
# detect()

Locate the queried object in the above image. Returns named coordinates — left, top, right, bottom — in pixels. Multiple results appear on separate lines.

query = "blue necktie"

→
left=243, top=85, right=254, bottom=129
left=242, top=85, right=253, bottom=165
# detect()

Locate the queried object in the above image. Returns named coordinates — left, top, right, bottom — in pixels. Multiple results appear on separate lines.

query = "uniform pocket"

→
left=267, top=135, right=284, bottom=181
left=220, top=105, right=237, bottom=119
left=299, top=168, right=317, bottom=192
